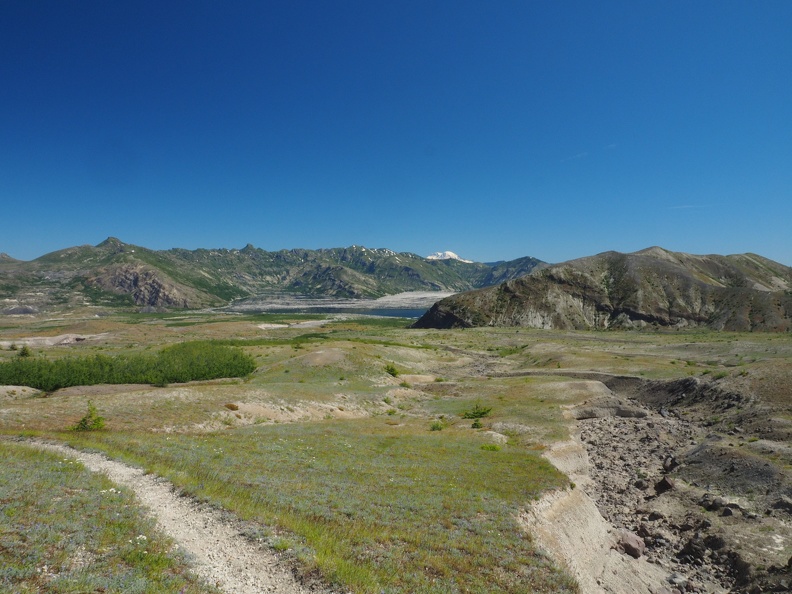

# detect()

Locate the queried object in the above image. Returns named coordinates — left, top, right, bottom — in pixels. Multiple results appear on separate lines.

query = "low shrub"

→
left=462, top=403, right=492, bottom=419
left=71, top=401, right=105, bottom=432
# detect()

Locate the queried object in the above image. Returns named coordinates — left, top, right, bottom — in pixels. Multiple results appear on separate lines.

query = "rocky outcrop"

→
left=87, top=264, right=193, bottom=308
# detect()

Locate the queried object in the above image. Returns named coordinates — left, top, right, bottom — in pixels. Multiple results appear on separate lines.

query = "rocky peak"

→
left=97, top=237, right=126, bottom=249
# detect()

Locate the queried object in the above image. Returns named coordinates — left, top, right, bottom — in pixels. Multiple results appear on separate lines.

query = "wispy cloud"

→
left=560, top=151, right=589, bottom=162
left=561, top=144, right=616, bottom=162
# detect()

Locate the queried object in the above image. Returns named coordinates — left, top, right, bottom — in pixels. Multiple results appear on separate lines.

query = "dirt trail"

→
left=28, top=441, right=329, bottom=594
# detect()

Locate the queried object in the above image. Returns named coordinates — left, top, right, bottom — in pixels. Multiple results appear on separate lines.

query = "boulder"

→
left=618, top=529, right=646, bottom=559
left=654, top=476, right=676, bottom=494
left=678, top=536, right=707, bottom=563
left=704, top=534, right=726, bottom=550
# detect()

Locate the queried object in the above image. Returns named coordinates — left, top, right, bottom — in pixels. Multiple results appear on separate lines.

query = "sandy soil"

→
left=0, top=333, right=106, bottom=349
left=233, top=291, right=455, bottom=312
left=27, top=441, right=331, bottom=594
left=0, top=385, right=40, bottom=399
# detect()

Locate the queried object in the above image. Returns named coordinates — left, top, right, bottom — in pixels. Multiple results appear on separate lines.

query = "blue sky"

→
left=2, top=1, right=791, bottom=265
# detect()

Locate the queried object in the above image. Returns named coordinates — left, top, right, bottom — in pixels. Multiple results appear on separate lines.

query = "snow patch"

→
left=426, top=251, right=473, bottom=263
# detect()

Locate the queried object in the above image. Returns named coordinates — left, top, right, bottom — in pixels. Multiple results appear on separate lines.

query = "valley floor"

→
left=1, top=311, right=791, bottom=593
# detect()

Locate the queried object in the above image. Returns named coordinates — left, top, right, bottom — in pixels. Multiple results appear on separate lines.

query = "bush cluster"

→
left=0, top=341, right=256, bottom=392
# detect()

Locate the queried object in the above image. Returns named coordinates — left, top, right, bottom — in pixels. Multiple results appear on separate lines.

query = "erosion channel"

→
left=522, top=372, right=792, bottom=594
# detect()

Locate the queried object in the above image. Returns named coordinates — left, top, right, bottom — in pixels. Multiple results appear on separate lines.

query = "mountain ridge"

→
left=0, top=238, right=546, bottom=311
left=413, top=247, right=792, bottom=332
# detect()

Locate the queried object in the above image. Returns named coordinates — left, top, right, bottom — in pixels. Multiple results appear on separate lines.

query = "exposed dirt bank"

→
left=528, top=376, right=792, bottom=594
left=521, top=433, right=670, bottom=594
left=24, top=441, right=332, bottom=594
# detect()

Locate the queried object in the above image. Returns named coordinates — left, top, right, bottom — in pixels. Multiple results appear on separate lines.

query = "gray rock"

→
left=704, top=534, right=726, bottom=550
left=668, top=572, right=689, bottom=588
left=678, top=536, right=707, bottom=562
left=711, top=496, right=728, bottom=511
left=771, top=496, right=792, bottom=514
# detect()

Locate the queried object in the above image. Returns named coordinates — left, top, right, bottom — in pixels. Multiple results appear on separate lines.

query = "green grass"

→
left=424, top=376, right=582, bottom=444
left=5, top=315, right=791, bottom=592
left=0, top=441, right=215, bottom=593
left=65, top=420, right=576, bottom=593
left=326, top=317, right=414, bottom=330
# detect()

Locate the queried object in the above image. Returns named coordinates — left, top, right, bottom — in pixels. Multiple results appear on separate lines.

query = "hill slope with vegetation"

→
left=0, top=238, right=546, bottom=310
left=413, top=247, right=792, bottom=332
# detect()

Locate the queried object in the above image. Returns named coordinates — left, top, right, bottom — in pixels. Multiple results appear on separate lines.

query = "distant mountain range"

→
left=413, top=247, right=792, bottom=332
left=0, top=238, right=546, bottom=311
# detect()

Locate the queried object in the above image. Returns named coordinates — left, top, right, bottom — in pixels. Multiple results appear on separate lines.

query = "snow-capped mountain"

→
left=426, top=251, right=473, bottom=264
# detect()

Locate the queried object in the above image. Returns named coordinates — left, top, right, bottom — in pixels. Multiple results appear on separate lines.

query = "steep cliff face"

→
left=413, top=248, right=792, bottom=332
left=86, top=264, right=199, bottom=308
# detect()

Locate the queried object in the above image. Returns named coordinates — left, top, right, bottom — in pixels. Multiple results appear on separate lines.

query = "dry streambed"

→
left=30, top=441, right=330, bottom=594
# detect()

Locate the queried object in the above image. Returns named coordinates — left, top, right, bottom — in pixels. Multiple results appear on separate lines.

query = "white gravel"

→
left=28, top=441, right=327, bottom=594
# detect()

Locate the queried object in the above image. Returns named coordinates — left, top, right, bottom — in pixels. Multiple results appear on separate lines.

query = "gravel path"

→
left=28, top=441, right=327, bottom=594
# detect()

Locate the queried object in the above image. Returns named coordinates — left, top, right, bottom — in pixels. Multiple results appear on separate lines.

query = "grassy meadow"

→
left=2, top=310, right=791, bottom=593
